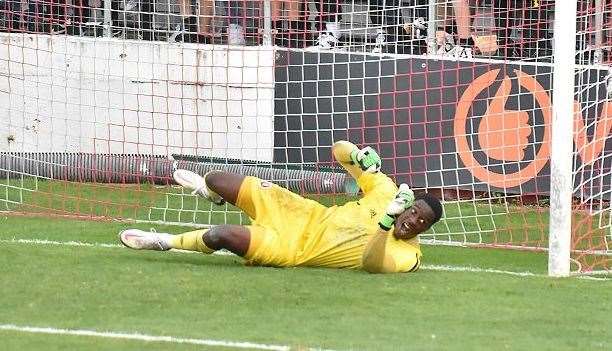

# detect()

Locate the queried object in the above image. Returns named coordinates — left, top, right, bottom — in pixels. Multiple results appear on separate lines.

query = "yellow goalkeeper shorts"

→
left=236, top=176, right=326, bottom=267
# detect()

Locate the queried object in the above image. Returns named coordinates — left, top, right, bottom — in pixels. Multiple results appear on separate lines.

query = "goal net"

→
left=0, top=0, right=610, bottom=275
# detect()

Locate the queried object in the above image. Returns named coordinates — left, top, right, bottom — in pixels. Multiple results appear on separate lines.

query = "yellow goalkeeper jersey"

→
left=239, top=172, right=422, bottom=272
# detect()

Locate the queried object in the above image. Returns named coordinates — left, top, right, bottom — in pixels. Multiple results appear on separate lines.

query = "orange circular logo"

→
left=454, top=69, right=552, bottom=188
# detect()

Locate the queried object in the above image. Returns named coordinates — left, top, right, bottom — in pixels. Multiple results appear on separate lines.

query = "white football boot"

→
left=371, top=29, right=387, bottom=53
left=447, top=45, right=473, bottom=59
left=227, top=23, right=246, bottom=45
left=119, top=229, right=172, bottom=251
left=172, top=169, right=225, bottom=205
left=306, top=32, right=340, bottom=51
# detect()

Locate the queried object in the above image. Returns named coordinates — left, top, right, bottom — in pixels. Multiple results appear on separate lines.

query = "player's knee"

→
left=203, top=225, right=232, bottom=250
left=204, top=170, right=226, bottom=191
left=203, top=225, right=249, bottom=256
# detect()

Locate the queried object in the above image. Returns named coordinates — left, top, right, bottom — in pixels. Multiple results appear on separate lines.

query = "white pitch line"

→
left=0, top=238, right=233, bottom=255
left=421, top=265, right=609, bottom=280
left=1, top=237, right=609, bottom=280
left=0, top=238, right=123, bottom=248
left=421, top=264, right=537, bottom=277
left=0, top=324, right=329, bottom=351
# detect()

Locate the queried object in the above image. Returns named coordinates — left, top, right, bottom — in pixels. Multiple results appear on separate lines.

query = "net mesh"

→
left=0, top=0, right=610, bottom=273
left=571, top=0, right=611, bottom=273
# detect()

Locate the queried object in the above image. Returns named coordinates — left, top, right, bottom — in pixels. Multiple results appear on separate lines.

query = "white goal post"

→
left=548, top=0, right=578, bottom=277
left=0, top=0, right=610, bottom=275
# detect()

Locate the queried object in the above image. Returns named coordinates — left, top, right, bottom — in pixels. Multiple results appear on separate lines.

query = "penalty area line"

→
left=1, top=237, right=609, bottom=280
left=422, top=264, right=536, bottom=277
left=0, top=238, right=123, bottom=248
left=0, top=237, right=234, bottom=256
left=0, top=324, right=333, bottom=351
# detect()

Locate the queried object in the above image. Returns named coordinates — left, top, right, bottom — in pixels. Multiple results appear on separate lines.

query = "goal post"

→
left=548, top=0, right=578, bottom=277
left=0, top=0, right=610, bottom=275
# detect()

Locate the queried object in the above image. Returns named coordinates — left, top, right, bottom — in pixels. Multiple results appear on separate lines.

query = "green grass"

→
left=0, top=331, right=219, bottom=351
left=1, top=179, right=611, bottom=350
left=1, top=178, right=548, bottom=242
left=0, top=178, right=248, bottom=225
left=1, top=216, right=611, bottom=351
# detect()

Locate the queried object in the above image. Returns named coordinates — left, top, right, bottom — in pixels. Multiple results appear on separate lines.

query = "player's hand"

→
left=379, top=184, right=415, bottom=231
left=350, top=146, right=381, bottom=173
left=386, top=184, right=415, bottom=216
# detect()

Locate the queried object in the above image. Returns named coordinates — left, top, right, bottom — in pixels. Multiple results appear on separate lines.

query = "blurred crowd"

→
left=0, top=0, right=608, bottom=62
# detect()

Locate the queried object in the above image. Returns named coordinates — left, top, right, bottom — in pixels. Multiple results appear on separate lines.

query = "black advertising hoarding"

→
left=274, top=50, right=612, bottom=197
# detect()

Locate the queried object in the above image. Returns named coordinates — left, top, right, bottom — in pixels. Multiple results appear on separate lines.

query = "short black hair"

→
left=415, top=193, right=443, bottom=223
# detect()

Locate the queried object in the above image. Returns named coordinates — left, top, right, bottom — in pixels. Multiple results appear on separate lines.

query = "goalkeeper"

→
left=119, top=141, right=443, bottom=273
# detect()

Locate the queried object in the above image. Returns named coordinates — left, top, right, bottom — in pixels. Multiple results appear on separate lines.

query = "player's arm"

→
left=332, top=140, right=381, bottom=180
left=362, top=230, right=421, bottom=274
left=332, top=140, right=397, bottom=197
left=362, top=227, right=398, bottom=273
left=362, top=184, right=417, bottom=274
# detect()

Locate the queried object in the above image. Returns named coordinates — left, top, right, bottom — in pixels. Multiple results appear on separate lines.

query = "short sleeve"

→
left=356, top=172, right=397, bottom=198
left=384, top=237, right=422, bottom=273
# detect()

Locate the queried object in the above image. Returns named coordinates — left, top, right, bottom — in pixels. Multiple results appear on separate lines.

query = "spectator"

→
left=140, top=0, right=153, bottom=40
left=68, top=0, right=96, bottom=36
left=426, top=0, right=472, bottom=57
left=493, top=0, right=553, bottom=59
left=452, top=0, right=471, bottom=46
left=271, top=0, right=301, bottom=23
left=368, top=0, right=412, bottom=54
left=3, top=0, right=26, bottom=32
left=110, top=0, right=155, bottom=40
left=42, top=0, right=94, bottom=36
left=23, top=0, right=69, bottom=33
left=306, top=0, right=341, bottom=50
left=433, top=1, right=500, bottom=58
left=172, top=0, right=213, bottom=43
left=227, top=0, right=245, bottom=45
left=271, top=0, right=308, bottom=48
left=306, top=0, right=426, bottom=53
left=445, top=0, right=473, bottom=57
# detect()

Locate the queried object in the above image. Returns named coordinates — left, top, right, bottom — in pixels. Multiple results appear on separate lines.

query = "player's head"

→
left=393, top=193, right=443, bottom=240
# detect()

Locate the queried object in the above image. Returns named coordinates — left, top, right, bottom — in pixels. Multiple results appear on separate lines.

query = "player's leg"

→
left=206, top=171, right=289, bottom=221
left=174, top=169, right=325, bottom=223
left=174, top=169, right=255, bottom=218
left=119, top=224, right=251, bottom=256
left=204, top=170, right=245, bottom=205
left=172, top=225, right=250, bottom=256
left=197, top=0, right=214, bottom=37
left=172, top=169, right=244, bottom=205
left=120, top=224, right=295, bottom=267
left=270, top=0, right=282, bottom=21
left=286, top=0, right=301, bottom=19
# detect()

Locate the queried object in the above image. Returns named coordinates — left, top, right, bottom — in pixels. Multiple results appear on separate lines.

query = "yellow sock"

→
left=169, top=229, right=215, bottom=254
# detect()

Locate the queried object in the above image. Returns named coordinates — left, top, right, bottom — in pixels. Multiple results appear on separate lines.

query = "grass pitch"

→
left=1, top=215, right=611, bottom=351
left=1, top=179, right=611, bottom=350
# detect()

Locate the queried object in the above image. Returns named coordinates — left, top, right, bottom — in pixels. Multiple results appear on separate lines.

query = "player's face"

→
left=393, top=200, right=436, bottom=240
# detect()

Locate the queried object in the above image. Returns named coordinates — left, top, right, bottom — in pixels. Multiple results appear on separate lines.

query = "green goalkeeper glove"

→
left=350, top=146, right=381, bottom=173
left=379, top=184, right=415, bottom=231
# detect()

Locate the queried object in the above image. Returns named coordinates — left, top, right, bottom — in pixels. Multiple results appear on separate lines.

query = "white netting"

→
left=0, top=0, right=610, bottom=273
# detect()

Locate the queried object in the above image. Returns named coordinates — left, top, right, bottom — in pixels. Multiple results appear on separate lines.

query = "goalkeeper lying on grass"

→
left=119, top=141, right=443, bottom=273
